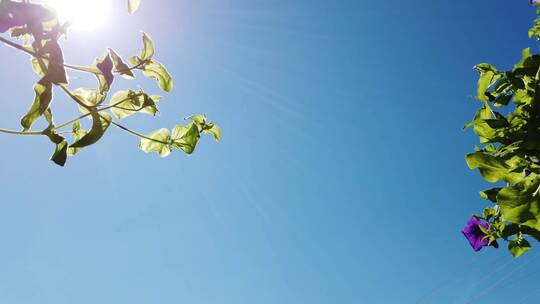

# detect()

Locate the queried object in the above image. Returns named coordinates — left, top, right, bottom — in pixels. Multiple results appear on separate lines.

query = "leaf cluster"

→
left=466, top=9, right=540, bottom=257
left=0, top=0, right=220, bottom=166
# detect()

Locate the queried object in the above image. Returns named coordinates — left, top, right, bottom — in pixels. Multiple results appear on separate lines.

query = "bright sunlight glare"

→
left=45, top=0, right=110, bottom=30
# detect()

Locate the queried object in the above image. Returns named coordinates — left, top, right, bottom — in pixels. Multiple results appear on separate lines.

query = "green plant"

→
left=465, top=4, right=540, bottom=257
left=0, top=0, right=220, bottom=166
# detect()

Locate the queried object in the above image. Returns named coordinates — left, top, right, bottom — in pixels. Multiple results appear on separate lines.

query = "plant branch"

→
left=109, top=120, right=170, bottom=144
left=0, top=128, right=43, bottom=136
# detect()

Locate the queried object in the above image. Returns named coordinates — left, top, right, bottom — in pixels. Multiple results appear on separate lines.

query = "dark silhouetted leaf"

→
left=95, top=53, right=114, bottom=93
left=109, top=48, right=135, bottom=79
left=70, top=113, right=111, bottom=148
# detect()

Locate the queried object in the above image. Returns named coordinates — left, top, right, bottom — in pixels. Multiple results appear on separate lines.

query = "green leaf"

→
left=512, top=89, right=534, bottom=105
left=464, top=105, right=492, bottom=130
left=43, top=127, right=68, bottom=166
left=497, top=176, right=540, bottom=231
left=203, top=124, right=222, bottom=141
left=128, top=0, right=141, bottom=14
left=171, top=123, right=200, bottom=154
left=139, top=128, right=171, bottom=157
left=108, top=48, right=135, bottom=79
left=31, top=57, right=46, bottom=78
left=50, top=140, right=68, bottom=166
left=72, top=88, right=106, bottom=114
left=520, top=226, right=540, bottom=243
left=474, top=64, right=501, bottom=102
left=508, top=239, right=531, bottom=258
left=109, top=90, right=158, bottom=119
left=186, top=115, right=221, bottom=141
left=70, top=113, right=112, bottom=149
left=515, top=48, right=533, bottom=69
left=128, top=56, right=140, bottom=66
left=67, top=122, right=88, bottom=156
left=187, top=114, right=207, bottom=127
left=480, top=188, right=502, bottom=203
left=142, top=60, right=173, bottom=92
left=139, top=32, right=154, bottom=61
left=472, top=119, right=509, bottom=144
left=465, top=152, right=526, bottom=184
left=513, top=48, right=540, bottom=77
left=530, top=16, right=540, bottom=39
left=21, top=80, right=53, bottom=131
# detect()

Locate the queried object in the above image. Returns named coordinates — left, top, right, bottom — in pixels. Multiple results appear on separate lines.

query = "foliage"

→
left=465, top=4, right=540, bottom=257
left=0, top=0, right=220, bottom=166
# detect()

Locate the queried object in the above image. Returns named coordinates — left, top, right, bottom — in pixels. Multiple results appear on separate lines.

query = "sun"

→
left=44, top=0, right=110, bottom=31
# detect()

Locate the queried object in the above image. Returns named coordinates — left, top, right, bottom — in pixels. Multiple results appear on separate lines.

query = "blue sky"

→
left=0, top=0, right=539, bottom=303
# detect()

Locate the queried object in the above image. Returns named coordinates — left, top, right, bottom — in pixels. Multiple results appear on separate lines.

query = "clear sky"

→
left=0, top=0, right=539, bottom=303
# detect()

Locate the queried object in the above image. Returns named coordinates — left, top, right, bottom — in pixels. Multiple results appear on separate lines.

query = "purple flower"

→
left=462, top=216, right=490, bottom=252
left=532, top=0, right=540, bottom=4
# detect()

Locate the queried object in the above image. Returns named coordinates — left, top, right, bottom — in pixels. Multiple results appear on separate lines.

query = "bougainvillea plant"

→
left=0, top=0, right=221, bottom=166
left=463, top=2, right=540, bottom=258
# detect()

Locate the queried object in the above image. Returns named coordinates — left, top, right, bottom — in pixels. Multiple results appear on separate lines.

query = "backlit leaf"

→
left=67, top=122, right=88, bottom=156
left=128, top=0, right=141, bottom=15
left=20, top=79, right=52, bottom=131
left=72, top=88, right=106, bottom=114
left=171, top=123, right=200, bottom=154
left=142, top=60, right=173, bottom=92
left=139, top=32, right=154, bottom=61
left=139, top=128, right=171, bottom=157
left=203, top=124, right=222, bottom=141
left=109, top=90, right=158, bottom=119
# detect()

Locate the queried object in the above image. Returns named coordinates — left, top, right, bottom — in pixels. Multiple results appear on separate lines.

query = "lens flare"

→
left=45, top=0, right=109, bottom=30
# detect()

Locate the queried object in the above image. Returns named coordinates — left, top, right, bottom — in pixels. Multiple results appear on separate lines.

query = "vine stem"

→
left=109, top=120, right=170, bottom=145
left=0, top=128, right=43, bottom=136
left=110, top=120, right=193, bottom=148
